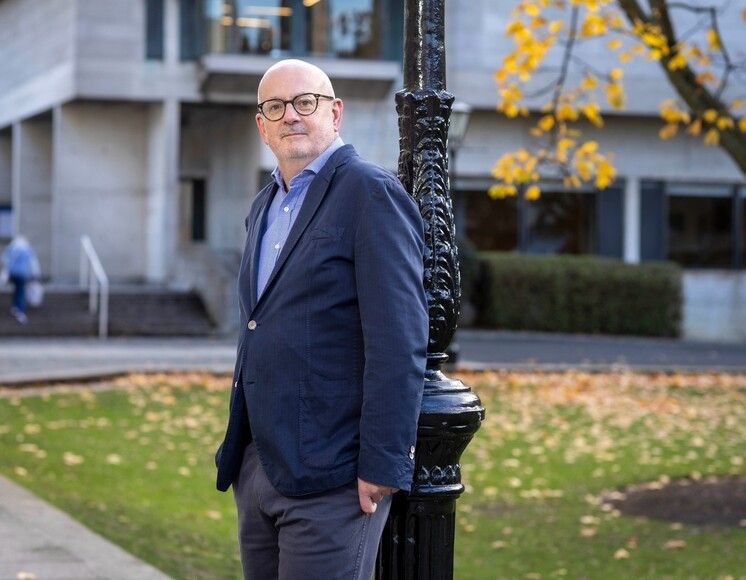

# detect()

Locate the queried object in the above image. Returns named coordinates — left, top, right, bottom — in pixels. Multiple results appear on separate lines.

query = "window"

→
left=179, top=179, right=207, bottom=243
left=667, top=184, right=732, bottom=268
left=0, top=205, right=12, bottom=239
left=524, top=190, right=597, bottom=255
left=463, top=190, right=517, bottom=251
left=461, top=185, right=600, bottom=256
left=192, top=0, right=401, bottom=60
left=145, top=0, right=165, bottom=60
left=306, top=0, right=379, bottom=59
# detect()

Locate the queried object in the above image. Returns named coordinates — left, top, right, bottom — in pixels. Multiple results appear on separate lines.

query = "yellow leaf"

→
left=614, top=548, right=630, bottom=559
left=696, top=71, right=715, bottom=84
left=524, top=3, right=540, bottom=17
left=606, top=38, right=622, bottom=50
left=716, top=116, right=734, bottom=130
left=703, top=109, right=718, bottom=123
left=488, top=184, right=517, bottom=199
left=605, top=83, right=625, bottom=109
left=703, top=128, right=719, bottom=145
left=548, top=20, right=563, bottom=34
left=687, top=119, right=702, bottom=136
left=706, top=28, right=720, bottom=51
left=506, top=20, right=524, bottom=35
left=557, top=103, right=579, bottom=121
left=525, top=185, right=541, bottom=200
left=595, top=159, right=616, bottom=189
left=609, top=68, right=623, bottom=81
left=538, top=115, right=555, bottom=131
left=581, top=103, right=604, bottom=127
left=738, top=118, right=746, bottom=132
left=664, top=539, right=687, bottom=550
left=659, top=123, right=678, bottom=140
left=667, top=53, right=686, bottom=71
left=580, top=75, right=598, bottom=90
left=618, top=51, right=632, bottom=63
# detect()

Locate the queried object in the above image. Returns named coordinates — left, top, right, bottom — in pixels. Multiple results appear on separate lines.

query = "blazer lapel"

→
left=253, top=145, right=356, bottom=311
left=247, top=184, right=276, bottom=312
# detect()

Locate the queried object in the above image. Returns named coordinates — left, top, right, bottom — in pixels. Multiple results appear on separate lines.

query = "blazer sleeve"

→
left=354, top=176, right=428, bottom=491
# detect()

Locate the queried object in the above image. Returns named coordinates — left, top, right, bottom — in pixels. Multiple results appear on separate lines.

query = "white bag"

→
left=26, top=280, right=44, bottom=307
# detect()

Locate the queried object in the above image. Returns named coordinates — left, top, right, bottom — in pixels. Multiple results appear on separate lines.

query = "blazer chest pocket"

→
left=298, top=379, right=358, bottom=469
left=309, top=225, right=345, bottom=242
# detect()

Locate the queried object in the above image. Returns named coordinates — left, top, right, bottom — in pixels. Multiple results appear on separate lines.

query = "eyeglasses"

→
left=257, top=93, right=335, bottom=121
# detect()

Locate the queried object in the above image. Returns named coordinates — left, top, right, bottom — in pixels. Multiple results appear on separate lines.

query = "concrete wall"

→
left=13, top=115, right=53, bottom=275
left=683, top=271, right=746, bottom=343
left=52, top=101, right=149, bottom=281
left=454, top=111, right=743, bottom=185
left=0, top=0, right=76, bottom=128
left=180, top=105, right=259, bottom=252
left=74, top=0, right=202, bottom=102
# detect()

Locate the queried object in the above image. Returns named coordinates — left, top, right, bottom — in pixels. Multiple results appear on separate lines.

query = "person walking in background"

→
left=1, top=235, right=40, bottom=324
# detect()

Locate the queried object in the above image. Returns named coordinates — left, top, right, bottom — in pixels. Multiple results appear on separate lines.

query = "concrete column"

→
left=11, top=123, right=21, bottom=237
left=164, top=0, right=180, bottom=65
left=623, top=175, right=641, bottom=264
left=53, top=102, right=149, bottom=282
left=10, top=117, right=53, bottom=274
left=146, top=99, right=179, bottom=282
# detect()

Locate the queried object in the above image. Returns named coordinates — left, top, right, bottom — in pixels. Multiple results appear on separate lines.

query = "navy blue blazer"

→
left=215, top=145, right=428, bottom=496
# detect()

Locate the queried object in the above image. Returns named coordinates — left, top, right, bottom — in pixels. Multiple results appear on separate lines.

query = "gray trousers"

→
left=233, top=443, right=391, bottom=580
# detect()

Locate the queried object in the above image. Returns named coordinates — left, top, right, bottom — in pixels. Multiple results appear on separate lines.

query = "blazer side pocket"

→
left=298, top=379, right=359, bottom=469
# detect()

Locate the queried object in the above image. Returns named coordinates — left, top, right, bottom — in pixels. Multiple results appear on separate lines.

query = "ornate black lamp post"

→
left=376, top=1, right=485, bottom=579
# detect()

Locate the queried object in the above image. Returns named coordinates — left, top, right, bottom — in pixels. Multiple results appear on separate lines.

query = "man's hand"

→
left=357, top=478, right=398, bottom=514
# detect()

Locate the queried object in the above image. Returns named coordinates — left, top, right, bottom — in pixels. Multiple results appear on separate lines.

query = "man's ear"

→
left=256, top=114, right=269, bottom=144
left=332, top=99, right=344, bottom=132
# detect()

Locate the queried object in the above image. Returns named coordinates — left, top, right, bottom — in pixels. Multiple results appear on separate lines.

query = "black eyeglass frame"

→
left=257, top=93, right=335, bottom=121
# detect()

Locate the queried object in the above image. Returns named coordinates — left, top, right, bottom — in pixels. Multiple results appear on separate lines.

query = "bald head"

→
left=257, top=59, right=335, bottom=103
left=255, top=59, right=344, bottom=183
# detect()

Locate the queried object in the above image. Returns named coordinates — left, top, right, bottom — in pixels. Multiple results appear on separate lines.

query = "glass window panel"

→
left=524, top=191, right=596, bottom=255
left=146, top=0, right=164, bottom=60
left=668, top=194, right=732, bottom=268
left=202, top=0, right=292, bottom=55
left=305, top=0, right=380, bottom=59
left=463, top=190, right=518, bottom=251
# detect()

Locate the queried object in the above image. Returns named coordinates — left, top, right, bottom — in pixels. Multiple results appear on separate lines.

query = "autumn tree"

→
left=491, top=0, right=746, bottom=199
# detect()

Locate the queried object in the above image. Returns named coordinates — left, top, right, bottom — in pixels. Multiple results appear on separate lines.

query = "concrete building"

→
left=0, top=0, right=744, bottom=340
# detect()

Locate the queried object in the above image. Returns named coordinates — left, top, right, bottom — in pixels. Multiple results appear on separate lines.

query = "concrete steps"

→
left=0, top=286, right=215, bottom=337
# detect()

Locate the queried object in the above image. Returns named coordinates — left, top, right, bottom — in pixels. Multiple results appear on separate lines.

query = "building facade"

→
left=0, top=0, right=744, bottom=340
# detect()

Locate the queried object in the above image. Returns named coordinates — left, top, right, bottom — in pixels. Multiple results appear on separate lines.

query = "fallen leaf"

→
left=664, top=539, right=686, bottom=550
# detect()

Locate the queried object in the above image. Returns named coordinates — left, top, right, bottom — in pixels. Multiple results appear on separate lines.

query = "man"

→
left=214, top=59, right=429, bottom=580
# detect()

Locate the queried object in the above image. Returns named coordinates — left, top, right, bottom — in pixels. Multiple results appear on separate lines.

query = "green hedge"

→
left=475, top=252, right=682, bottom=337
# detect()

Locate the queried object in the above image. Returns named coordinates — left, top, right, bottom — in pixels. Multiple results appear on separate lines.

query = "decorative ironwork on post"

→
left=377, top=1, right=485, bottom=579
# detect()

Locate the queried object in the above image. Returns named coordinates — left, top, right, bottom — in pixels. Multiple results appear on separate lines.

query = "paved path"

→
left=455, top=330, right=746, bottom=372
left=0, top=476, right=170, bottom=580
left=1, top=330, right=746, bottom=385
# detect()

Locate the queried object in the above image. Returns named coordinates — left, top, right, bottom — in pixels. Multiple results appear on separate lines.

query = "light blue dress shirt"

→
left=256, top=137, right=344, bottom=299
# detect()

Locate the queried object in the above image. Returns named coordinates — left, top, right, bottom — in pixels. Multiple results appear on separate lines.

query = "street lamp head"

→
left=449, top=101, right=472, bottom=151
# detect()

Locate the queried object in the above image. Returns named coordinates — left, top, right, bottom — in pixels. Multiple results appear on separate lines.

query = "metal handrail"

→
left=79, top=235, right=109, bottom=339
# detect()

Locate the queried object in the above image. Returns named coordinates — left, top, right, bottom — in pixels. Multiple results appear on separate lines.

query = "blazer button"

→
left=247, top=320, right=257, bottom=330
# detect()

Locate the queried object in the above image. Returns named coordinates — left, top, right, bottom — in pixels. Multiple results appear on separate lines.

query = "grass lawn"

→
left=1, top=371, right=744, bottom=579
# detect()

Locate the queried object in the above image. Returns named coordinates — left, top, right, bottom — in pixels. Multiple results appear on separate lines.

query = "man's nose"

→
left=282, top=103, right=302, bottom=122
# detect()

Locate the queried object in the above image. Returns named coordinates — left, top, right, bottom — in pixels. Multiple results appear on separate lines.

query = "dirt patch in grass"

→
left=603, top=476, right=746, bottom=527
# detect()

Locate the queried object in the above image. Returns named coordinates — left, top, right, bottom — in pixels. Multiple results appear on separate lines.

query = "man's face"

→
left=256, top=67, right=342, bottom=166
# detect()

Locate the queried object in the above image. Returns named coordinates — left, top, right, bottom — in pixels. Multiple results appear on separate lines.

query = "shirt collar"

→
left=271, top=136, right=345, bottom=193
